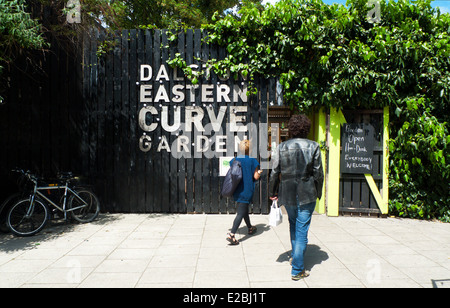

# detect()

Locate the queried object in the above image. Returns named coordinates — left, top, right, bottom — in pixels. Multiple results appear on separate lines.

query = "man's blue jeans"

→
left=284, top=202, right=316, bottom=276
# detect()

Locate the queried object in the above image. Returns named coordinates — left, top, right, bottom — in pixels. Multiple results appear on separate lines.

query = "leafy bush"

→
left=0, top=0, right=46, bottom=62
left=389, top=97, right=449, bottom=222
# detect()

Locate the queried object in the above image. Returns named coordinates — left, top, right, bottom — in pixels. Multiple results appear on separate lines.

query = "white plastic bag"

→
left=269, top=200, right=282, bottom=227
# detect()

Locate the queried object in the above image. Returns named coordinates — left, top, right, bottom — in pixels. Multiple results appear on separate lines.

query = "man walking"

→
left=269, top=114, right=324, bottom=280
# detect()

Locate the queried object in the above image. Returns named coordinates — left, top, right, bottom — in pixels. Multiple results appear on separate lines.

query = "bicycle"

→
left=6, top=169, right=100, bottom=237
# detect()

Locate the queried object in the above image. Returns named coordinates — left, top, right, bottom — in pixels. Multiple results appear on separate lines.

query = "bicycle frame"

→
left=29, top=184, right=89, bottom=220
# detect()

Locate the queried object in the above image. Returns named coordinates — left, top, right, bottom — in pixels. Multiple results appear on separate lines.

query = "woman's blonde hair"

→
left=239, top=139, right=250, bottom=155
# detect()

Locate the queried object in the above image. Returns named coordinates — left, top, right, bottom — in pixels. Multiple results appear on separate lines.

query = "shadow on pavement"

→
left=235, top=223, right=271, bottom=243
left=0, top=213, right=119, bottom=253
left=277, top=244, right=329, bottom=270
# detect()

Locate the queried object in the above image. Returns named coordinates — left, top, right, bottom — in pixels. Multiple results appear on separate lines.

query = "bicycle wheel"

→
left=7, top=199, right=49, bottom=236
left=68, top=189, right=100, bottom=223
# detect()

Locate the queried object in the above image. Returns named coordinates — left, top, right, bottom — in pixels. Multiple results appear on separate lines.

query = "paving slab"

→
left=0, top=212, right=449, bottom=288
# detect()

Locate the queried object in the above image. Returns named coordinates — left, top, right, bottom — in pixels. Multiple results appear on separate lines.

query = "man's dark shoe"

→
left=292, top=270, right=310, bottom=281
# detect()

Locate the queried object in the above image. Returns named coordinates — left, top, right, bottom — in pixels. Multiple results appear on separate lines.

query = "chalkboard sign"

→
left=341, top=123, right=374, bottom=174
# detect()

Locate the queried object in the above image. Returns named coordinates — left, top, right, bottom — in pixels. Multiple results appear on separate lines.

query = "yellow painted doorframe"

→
left=319, top=107, right=389, bottom=216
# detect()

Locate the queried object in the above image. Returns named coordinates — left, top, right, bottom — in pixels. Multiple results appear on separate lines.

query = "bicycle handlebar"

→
left=12, top=169, right=37, bottom=182
left=11, top=168, right=80, bottom=183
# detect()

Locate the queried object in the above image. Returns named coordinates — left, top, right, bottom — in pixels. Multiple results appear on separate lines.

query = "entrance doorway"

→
left=339, top=109, right=385, bottom=216
left=325, top=107, right=389, bottom=217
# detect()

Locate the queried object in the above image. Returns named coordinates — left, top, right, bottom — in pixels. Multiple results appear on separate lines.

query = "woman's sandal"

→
left=226, top=233, right=239, bottom=245
left=248, top=226, right=257, bottom=235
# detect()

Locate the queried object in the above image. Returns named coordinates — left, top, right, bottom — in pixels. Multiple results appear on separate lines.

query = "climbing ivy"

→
left=389, top=96, right=449, bottom=222
left=202, top=0, right=450, bottom=113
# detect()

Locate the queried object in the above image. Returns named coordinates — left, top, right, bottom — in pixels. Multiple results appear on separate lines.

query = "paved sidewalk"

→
left=0, top=212, right=449, bottom=288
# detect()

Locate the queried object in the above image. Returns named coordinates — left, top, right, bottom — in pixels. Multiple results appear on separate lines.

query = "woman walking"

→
left=226, top=140, right=262, bottom=245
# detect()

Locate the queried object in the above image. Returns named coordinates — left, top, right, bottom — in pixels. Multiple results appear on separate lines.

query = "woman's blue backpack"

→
left=221, top=160, right=243, bottom=198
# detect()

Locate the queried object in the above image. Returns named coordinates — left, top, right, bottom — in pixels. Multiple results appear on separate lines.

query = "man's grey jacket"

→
left=269, top=138, right=324, bottom=207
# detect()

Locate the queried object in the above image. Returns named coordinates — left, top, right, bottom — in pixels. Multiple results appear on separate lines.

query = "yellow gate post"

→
left=327, top=108, right=346, bottom=216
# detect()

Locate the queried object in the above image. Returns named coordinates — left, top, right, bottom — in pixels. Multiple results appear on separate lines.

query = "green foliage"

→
left=204, top=0, right=450, bottom=111
left=0, top=0, right=47, bottom=104
left=389, top=97, right=449, bottom=222
left=166, top=52, right=203, bottom=84
left=0, top=0, right=46, bottom=53
left=77, top=0, right=263, bottom=61
left=81, top=0, right=263, bottom=30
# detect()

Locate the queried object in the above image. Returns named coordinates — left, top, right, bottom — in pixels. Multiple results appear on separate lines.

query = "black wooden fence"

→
left=0, top=36, right=85, bottom=204
left=1, top=28, right=275, bottom=214
left=82, top=29, right=274, bottom=214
